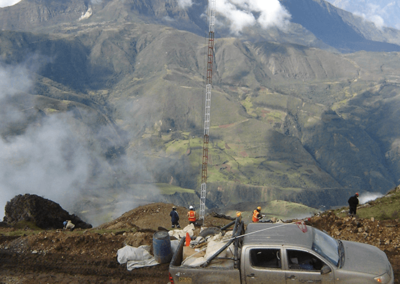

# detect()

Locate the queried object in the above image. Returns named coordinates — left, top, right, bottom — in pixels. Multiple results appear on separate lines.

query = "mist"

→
left=214, top=0, right=291, bottom=34
left=0, top=60, right=161, bottom=227
left=359, top=192, right=384, bottom=204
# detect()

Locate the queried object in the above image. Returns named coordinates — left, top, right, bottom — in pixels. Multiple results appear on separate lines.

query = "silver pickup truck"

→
left=169, top=219, right=394, bottom=284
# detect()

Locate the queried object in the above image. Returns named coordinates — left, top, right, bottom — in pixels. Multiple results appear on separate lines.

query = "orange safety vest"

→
left=252, top=210, right=260, bottom=223
left=188, top=210, right=196, bottom=222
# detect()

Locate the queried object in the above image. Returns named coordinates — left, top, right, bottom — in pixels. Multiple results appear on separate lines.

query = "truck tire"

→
left=199, top=227, right=221, bottom=238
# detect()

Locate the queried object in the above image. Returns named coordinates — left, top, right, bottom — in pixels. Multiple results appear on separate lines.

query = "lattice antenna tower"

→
left=199, top=0, right=216, bottom=221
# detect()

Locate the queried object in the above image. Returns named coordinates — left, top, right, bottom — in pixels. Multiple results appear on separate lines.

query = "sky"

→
left=325, top=0, right=400, bottom=29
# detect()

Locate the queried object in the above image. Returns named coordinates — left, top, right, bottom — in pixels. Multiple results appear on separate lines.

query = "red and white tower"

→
left=199, top=0, right=216, bottom=221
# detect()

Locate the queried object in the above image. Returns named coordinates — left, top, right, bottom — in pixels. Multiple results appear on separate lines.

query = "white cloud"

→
left=177, top=0, right=193, bottom=9
left=358, top=192, right=383, bottom=204
left=0, top=63, right=92, bottom=222
left=355, top=11, right=385, bottom=29
left=0, top=0, right=21, bottom=8
left=215, top=0, right=291, bottom=34
left=326, top=0, right=400, bottom=29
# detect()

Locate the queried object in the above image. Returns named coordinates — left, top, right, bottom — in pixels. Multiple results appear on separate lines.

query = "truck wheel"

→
left=199, top=227, right=221, bottom=238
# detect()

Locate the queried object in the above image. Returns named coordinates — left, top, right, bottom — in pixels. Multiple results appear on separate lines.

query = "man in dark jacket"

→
left=348, top=193, right=359, bottom=216
left=170, top=206, right=180, bottom=228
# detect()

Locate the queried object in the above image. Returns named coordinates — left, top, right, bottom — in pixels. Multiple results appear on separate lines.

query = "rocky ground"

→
left=0, top=201, right=399, bottom=283
left=0, top=202, right=235, bottom=283
left=308, top=212, right=400, bottom=283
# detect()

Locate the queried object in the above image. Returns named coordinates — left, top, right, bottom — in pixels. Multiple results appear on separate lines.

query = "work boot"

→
left=172, top=225, right=175, bottom=228
left=177, top=225, right=181, bottom=228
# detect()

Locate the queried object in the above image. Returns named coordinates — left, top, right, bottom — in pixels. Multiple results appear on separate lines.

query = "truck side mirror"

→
left=321, top=265, right=331, bottom=275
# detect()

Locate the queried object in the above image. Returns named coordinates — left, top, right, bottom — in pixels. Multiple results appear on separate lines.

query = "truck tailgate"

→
left=170, top=264, right=241, bottom=284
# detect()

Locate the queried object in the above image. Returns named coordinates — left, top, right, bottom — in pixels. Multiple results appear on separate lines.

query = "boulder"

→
left=3, top=194, right=92, bottom=230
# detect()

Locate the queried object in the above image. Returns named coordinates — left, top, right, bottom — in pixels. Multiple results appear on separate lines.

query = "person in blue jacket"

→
left=170, top=206, right=180, bottom=228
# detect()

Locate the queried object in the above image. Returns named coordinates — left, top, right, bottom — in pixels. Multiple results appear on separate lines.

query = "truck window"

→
left=250, top=249, right=281, bottom=269
left=287, top=250, right=324, bottom=271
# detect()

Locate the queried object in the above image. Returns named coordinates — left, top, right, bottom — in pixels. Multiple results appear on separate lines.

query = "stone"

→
left=3, top=194, right=92, bottom=230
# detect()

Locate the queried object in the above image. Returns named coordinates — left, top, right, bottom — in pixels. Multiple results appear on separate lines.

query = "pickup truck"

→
left=169, top=217, right=394, bottom=284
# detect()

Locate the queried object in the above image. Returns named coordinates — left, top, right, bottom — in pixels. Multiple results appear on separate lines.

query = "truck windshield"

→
left=312, top=228, right=339, bottom=266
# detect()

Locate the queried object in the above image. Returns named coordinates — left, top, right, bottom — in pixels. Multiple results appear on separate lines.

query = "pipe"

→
left=221, top=220, right=235, bottom=231
left=201, top=220, right=243, bottom=268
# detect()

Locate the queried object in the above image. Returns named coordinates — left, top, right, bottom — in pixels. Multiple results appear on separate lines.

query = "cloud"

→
left=0, top=60, right=162, bottom=227
left=0, top=0, right=21, bottom=8
left=358, top=192, right=383, bottom=204
left=354, top=3, right=386, bottom=29
left=0, top=62, right=92, bottom=222
left=214, top=0, right=291, bottom=34
left=177, top=0, right=193, bottom=9
left=327, top=0, right=392, bottom=29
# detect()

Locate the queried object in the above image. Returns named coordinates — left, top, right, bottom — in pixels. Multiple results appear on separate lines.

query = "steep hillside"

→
left=1, top=0, right=400, bottom=53
left=1, top=0, right=400, bottom=224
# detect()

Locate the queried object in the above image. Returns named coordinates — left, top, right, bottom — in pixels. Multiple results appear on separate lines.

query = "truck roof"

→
left=243, top=223, right=314, bottom=249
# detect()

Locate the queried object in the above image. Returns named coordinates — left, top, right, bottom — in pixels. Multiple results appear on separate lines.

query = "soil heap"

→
left=0, top=198, right=399, bottom=283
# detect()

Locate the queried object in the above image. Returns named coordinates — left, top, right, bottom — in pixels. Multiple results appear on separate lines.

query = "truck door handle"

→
left=286, top=275, right=296, bottom=280
left=247, top=273, right=256, bottom=278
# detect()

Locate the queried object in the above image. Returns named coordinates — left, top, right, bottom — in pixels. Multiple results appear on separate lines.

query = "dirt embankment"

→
left=308, top=212, right=400, bottom=283
left=1, top=202, right=399, bottom=283
left=0, top=202, right=235, bottom=284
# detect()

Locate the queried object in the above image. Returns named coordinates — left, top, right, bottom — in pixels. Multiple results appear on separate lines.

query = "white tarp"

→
left=117, top=245, right=158, bottom=271
left=117, top=240, right=181, bottom=271
left=168, top=223, right=195, bottom=239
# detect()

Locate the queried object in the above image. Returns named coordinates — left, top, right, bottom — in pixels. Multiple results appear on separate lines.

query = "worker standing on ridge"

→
left=252, top=206, right=262, bottom=223
left=348, top=193, right=359, bottom=216
left=187, top=206, right=196, bottom=224
left=170, top=206, right=180, bottom=228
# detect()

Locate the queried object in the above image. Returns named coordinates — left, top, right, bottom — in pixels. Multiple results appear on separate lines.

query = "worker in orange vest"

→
left=187, top=206, right=196, bottom=224
left=252, top=206, right=262, bottom=223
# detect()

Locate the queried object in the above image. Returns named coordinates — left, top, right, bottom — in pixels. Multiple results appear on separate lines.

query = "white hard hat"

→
left=189, top=206, right=194, bottom=210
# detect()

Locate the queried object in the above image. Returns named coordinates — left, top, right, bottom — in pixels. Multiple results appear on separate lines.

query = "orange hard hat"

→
left=257, top=206, right=261, bottom=210
left=355, top=193, right=359, bottom=196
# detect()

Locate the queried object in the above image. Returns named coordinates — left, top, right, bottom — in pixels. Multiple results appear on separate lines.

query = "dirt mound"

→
left=3, top=194, right=92, bottom=230
left=0, top=202, right=236, bottom=283
left=301, top=212, right=400, bottom=283
left=97, top=202, right=235, bottom=231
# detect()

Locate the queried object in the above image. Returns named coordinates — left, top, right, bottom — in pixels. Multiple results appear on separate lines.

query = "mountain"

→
left=1, top=0, right=400, bottom=225
left=325, top=0, right=400, bottom=30
left=2, top=0, right=400, bottom=53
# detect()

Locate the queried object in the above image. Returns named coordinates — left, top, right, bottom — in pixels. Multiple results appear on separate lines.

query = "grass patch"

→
left=333, top=189, right=400, bottom=220
left=13, top=220, right=42, bottom=231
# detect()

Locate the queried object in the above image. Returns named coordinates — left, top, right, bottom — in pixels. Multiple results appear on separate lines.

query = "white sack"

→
left=117, top=245, right=152, bottom=264
left=182, top=256, right=207, bottom=267
left=168, top=224, right=195, bottom=239
left=126, top=258, right=159, bottom=271
left=205, top=240, right=227, bottom=259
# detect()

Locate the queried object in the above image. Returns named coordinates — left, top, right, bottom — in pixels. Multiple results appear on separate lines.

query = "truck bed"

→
left=169, top=237, right=241, bottom=284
